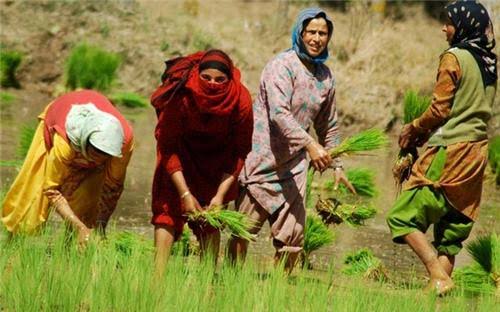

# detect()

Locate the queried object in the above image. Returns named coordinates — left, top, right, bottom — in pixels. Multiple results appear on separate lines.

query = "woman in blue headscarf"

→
left=228, top=7, right=354, bottom=272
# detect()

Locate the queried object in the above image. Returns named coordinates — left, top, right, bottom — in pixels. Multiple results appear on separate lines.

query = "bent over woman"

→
left=2, top=90, right=134, bottom=244
left=151, top=50, right=253, bottom=271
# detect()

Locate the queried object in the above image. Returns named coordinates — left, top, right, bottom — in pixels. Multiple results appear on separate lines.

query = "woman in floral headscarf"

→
left=387, top=1, right=497, bottom=295
left=2, top=90, right=134, bottom=244
left=227, top=8, right=354, bottom=273
left=151, top=49, right=253, bottom=272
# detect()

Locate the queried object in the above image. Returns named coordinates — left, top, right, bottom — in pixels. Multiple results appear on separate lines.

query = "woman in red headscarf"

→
left=151, top=49, right=253, bottom=271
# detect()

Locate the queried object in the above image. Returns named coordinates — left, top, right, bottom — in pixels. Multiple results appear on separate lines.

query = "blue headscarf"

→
left=291, top=8, right=334, bottom=64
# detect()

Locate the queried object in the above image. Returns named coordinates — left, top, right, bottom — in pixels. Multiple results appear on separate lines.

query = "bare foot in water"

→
left=424, top=278, right=455, bottom=296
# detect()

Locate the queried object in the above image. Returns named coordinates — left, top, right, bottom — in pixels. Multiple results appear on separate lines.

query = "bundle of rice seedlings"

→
left=110, top=92, right=148, bottom=108
left=315, top=198, right=377, bottom=227
left=342, top=248, right=389, bottom=282
left=65, top=43, right=121, bottom=92
left=187, top=206, right=254, bottom=241
left=0, top=49, right=22, bottom=88
left=329, top=128, right=388, bottom=159
left=465, top=233, right=500, bottom=291
left=110, top=231, right=153, bottom=267
left=488, top=136, right=500, bottom=185
left=337, top=168, right=377, bottom=198
left=453, top=265, right=496, bottom=294
left=301, top=215, right=335, bottom=269
left=393, top=90, right=431, bottom=191
left=16, top=123, right=36, bottom=159
left=305, top=167, right=315, bottom=209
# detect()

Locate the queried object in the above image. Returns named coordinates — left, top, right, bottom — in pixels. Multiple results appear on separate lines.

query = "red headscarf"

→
left=151, top=50, right=244, bottom=116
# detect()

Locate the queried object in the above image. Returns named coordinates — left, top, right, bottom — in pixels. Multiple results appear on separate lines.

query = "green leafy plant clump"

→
left=336, top=168, right=377, bottom=197
left=302, top=215, right=335, bottom=268
left=0, top=49, right=22, bottom=88
left=315, top=198, right=377, bottom=227
left=0, top=91, right=16, bottom=106
left=65, top=43, right=121, bottom=92
left=402, top=90, right=431, bottom=124
left=342, top=248, right=389, bottom=282
left=329, top=128, right=388, bottom=159
left=110, top=92, right=148, bottom=108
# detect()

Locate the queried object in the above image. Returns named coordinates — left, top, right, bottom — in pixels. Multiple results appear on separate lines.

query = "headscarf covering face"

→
left=184, top=49, right=243, bottom=115
left=291, top=7, right=334, bottom=64
left=446, top=1, right=497, bottom=86
left=65, top=103, right=125, bottom=159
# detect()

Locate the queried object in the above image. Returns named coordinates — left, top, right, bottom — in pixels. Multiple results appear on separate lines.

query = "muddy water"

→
left=0, top=91, right=498, bottom=275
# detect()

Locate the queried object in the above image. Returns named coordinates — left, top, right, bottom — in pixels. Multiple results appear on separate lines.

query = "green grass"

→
left=316, top=198, right=377, bottom=227
left=0, top=91, right=16, bottom=106
left=329, top=128, right=388, bottom=159
left=65, top=43, right=121, bottom=92
left=110, top=92, right=149, bottom=108
left=0, top=228, right=497, bottom=311
left=488, top=136, right=500, bottom=185
left=16, top=123, right=36, bottom=159
left=465, top=233, right=499, bottom=289
left=0, top=49, right=22, bottom=88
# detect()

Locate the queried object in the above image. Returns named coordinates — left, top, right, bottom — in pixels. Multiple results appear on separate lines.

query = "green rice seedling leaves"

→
left=329, top=128, right=388, bottom=159
left=0, top=49, right=22, bottom=88
left=110, top=92, right=148, bottom=108
left=393, top=90, right=431, bottom=191
left=315, top=198, right=377, bottom=227
left=453, top=265, right=496, bottom=294
left=337, top=167, right=377, bottom=197
left=342, top=248, right=389, bottom=282
left=65, top=43, right=121, bottom=92
left=187, top=206, right=255, bottom=241
left=305, top=167, right=315, bottom=209
left=172, top=227, right=194, bottom=256
left=466, top=233, right=500, bottom=289
left=16, top=123, right=36, bottom=159
left=302, top=215, right=335, bottom=268
left=488, top=136, right=500, bottom=185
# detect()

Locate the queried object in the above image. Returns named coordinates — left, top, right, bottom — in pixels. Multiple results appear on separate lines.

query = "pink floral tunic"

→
left=239, top=50, right=340, bottom=213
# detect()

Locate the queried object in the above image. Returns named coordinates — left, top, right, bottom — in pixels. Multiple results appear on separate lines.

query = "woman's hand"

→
left=77, top=226, right=91, bottom=247
left=398, top=124, right=417, bottom=150
left=208, top=194, right=224, bottom=210
left=334, top=168, right=357, bottom=194
left=306, top=141, right=332, bottom=172
left=182, top=193, right=202, bottom=214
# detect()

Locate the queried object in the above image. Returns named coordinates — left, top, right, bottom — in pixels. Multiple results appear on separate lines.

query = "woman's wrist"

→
left=180, top=190, right=191, bottom=200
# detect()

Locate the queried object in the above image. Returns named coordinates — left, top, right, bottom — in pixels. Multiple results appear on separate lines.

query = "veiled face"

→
left=200, top=68, right=228, bottom=85
left=301, top=18, right=329, bottom=57
left=442, top=20, right=456, bottom=44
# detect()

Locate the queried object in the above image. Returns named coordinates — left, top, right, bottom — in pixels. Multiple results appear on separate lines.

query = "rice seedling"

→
left=0, top=228, right=498, bottom=311
left=16, top=123, right=36, bottom=159
left=0, top=49, right=22, bottom=88
left=109, top=91, right=148, bottom=108
left=187, top=206, right=255, bottom=241
left=301, top=215, right=335, bottom=269
left=342, top=248, right=389, bottom=282
left=329, top=128, right=388, bottom=159
left=453, top=265, right=496, bottom=295
left=65, top=43, right=121, bottom=92
left=315, top=198, right=377, bottom=227
left=0, top=91, right=15, bottom=106
left=335, top=167, right=377, bottom=197
left=305, top=167, right=315, bottom=209
left=488, top=136, right=500, bottom=185
left=171, top=226, right=195, bottom=256
left=393, top=90, right=431, bottom=191
left=465, top=233, right=500, bottom=291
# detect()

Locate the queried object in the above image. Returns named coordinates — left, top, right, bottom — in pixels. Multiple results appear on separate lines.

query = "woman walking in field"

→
left=387, top=1, right=497, bottom=295
left=228, top=8, right=354, bottom=273
left=1, top=90, right=134, bottom=244
left=151, top=49, right=253, bottom=273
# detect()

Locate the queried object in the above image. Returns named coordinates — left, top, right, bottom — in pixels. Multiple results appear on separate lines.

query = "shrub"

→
left=0, top=50, right=22, bottom=88
left=110, top=92, right=148, bottom=108
left=65, top=43, right=121, bottom=92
